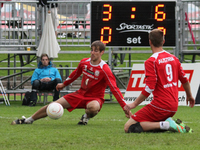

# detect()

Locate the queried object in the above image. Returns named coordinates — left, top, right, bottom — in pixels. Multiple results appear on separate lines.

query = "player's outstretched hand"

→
left=123, top=104, right=133, bottom=118
left=124, top=110, right=132, bottom=118
left=123, top=104, right=131, bottom=112
left=123, top=103, right=136, bottom=111
left=186, top=96, right=195, bottom=108
left=56, top=83, right=65, bottom=91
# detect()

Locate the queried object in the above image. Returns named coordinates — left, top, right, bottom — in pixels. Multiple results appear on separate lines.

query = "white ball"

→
left=46, top=102, right=64, bottom=119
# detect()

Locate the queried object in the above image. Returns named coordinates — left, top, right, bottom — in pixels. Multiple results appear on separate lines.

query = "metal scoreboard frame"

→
left=90, top=0, right=177, bottom=47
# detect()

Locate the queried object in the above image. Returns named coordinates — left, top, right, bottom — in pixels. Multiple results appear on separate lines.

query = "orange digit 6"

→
left=103, top=4, right=112, bottom=21
left=155, top=4, right=166, bottom=21
left=158, top=27, right=166, bottom=35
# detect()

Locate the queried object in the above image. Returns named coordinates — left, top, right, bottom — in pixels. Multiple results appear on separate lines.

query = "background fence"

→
left=0, top=0, right=199, bottom=101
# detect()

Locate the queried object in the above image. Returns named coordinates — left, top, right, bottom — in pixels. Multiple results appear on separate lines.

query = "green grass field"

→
left=1, top=41, right=200, bottom=149
left=0, top=99, right=200, bottom=150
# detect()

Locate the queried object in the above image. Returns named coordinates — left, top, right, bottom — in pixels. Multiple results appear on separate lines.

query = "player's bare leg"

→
left=124, top=118, right=138, bottom=133
left=125, top=118, right=163, bottom=133
left=85, top=100, right=100, bottom=118
left=11, top=97, right=71, bottom=125
left=140, top=122, right=160, bottom=131
left=31, top=97, right=71, bottom=121
left=78, top=100, right=100, bottom=125
left=124, top=117, right=190, bottom=133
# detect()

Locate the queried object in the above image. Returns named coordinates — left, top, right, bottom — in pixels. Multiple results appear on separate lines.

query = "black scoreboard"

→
left=91, top=1, right=176, bottom=47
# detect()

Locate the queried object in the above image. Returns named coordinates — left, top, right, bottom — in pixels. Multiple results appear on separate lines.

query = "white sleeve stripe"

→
left=145, top=85, right=154, bottom=94
left=65, top=77, right=71, bottom=81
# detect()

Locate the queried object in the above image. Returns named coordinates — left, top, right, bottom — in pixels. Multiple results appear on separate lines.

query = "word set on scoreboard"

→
left=91, top=1, right=176, bottom=47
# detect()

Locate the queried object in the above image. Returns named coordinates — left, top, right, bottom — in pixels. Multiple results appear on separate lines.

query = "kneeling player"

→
left=123, top=29, right=195, bottom=133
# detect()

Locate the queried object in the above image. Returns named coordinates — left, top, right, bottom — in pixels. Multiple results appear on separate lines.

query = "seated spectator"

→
left=30, top=53, right=62, bottom=106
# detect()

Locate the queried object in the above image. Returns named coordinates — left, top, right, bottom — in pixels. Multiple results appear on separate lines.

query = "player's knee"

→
left=85, top=101, right=100, bottom=118
left=127, top=122, right=143, bottom=133
left=87, top=101, right=100, bottom=112
left=124, top=124, right=129, bottom=133
left=86, top=107, right=99, bottom=118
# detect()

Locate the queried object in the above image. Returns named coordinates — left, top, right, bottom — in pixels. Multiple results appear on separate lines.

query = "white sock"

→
left=84, top=113, right=89, bottom=119
left=25, top=117, right=34, bottom=123
left=83, top=113, right=90, bottom=121
left=160, top=121, right=170, bottom=130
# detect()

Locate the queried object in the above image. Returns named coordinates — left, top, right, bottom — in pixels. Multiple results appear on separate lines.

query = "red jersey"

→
left=142, top=50, right=188, bottom=111
left=63, top=58, right=126, bottom=109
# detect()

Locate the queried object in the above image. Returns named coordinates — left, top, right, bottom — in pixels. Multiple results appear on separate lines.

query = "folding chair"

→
left=0, top=80, right=10, bottom=106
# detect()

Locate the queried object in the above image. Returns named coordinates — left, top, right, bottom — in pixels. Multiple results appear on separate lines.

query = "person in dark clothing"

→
left=30, top=54, right=62, bottom=106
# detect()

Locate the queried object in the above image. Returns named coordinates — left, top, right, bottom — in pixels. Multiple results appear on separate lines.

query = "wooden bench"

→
left=181, top=50, right=200, bottom=62
left=5, top=88, right=126, bottom=104
left=181, top=50, right=200, bottom=55
left=5, top=89, right=56, bottom=105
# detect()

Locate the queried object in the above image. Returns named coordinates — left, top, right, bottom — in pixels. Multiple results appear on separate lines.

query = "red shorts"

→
left=131, top=104, right=176, bottom=122
left=63, top=91, right=104, bottom=112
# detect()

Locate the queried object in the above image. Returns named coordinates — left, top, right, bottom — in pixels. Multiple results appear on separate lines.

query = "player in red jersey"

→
left=11, top=40, right=132, bottom=125
left=123, top=29, right=195, bottom=133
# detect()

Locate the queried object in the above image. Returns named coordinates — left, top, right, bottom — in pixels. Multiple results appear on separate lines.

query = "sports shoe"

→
left=11, top=118, right=25, bottom=125
left=175, top=118, right=193, bottom=133
left=77, top=114, right=89, bottom=125
left=11, top=116, right=33, bottom=125
left=165, top=117, right=186, bottom=133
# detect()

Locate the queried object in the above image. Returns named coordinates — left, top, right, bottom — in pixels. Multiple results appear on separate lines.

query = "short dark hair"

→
left=40, top=53, right=49, bottom=60
left=149, top=29, right=164, bottom=47
left=91, top=40, right=106, bottom=52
